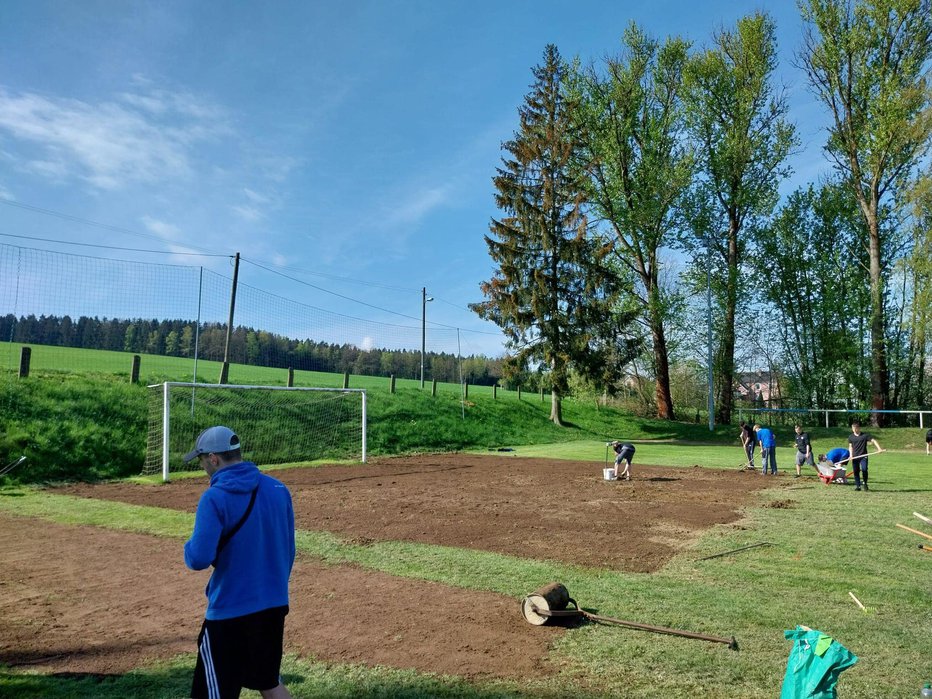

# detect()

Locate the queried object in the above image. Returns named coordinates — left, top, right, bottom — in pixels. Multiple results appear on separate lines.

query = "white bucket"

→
left=603, top=467, right=616, bottom=481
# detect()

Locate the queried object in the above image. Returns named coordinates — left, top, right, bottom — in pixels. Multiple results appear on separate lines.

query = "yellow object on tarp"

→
left=781, top=626, right=858, bottom=698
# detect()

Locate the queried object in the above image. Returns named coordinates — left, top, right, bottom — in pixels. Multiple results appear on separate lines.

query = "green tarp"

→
left=781, top=626, right=858, bottom=698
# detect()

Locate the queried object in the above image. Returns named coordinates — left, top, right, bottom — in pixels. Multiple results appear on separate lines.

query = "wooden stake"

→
left=913, top=512, right=932, bottom=526
left=848, top=591, right=866, bottom=611
left=896, top=523, right=932, bottom=541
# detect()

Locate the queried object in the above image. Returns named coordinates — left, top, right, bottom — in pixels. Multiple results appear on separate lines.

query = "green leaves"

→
left=472, top=46, right=630, bottom=423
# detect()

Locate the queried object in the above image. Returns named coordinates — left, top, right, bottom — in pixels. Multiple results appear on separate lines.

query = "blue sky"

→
left=0, top=0, right=830, bottom=357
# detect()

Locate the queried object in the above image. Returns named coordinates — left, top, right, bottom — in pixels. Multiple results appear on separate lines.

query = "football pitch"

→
left=1, top=448, right=930, bottom=697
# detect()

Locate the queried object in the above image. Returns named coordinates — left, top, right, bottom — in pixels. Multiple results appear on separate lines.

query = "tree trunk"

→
left=550, top=390, right=563, bottom=425
left=715, top=221, right=739, bottom=425
left=650, top=311, right=674, bottom=420
left=866, top=211, right=888, bottom=427
left=550, top=356, right=565, bottom=426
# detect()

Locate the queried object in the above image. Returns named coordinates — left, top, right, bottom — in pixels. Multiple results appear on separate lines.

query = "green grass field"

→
left=0, top=341, right=513, bottom=398
left=1, top=444, right=930, bottom=698
left=2, top=344, right=931, bottom=695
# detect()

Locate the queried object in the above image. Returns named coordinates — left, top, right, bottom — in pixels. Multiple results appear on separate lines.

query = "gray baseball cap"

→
left=183, top=426, right=241, bottom=463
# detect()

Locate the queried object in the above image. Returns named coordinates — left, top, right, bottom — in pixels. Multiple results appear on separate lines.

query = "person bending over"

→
left=754, top=424, right=777, bottom=475
left=611, top=441, right=635, bottom=481
left=739, top=420, right=756, bottom=470
left=816, top=448, right=849, bottom=483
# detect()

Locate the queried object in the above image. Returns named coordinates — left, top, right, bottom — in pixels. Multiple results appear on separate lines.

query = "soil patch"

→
left=3, top=456, right=781, bottom=684
left=0, top=514, right=561, bottom=680
left=61, top=454, right=775, bottom=572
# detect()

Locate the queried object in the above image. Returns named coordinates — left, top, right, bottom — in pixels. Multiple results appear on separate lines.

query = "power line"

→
left=262, top=261, right=420, bottom=294
left=0, top=232, right=228, bottom=257
left=0, top=197, right=218, bottom=254
left=242, top=257, right=427, bottom=324
left=0, top=196, right=417, bottom=291
left=1, top=197, right=503, bottom=337
left=242, top=257, right=503, bottom=334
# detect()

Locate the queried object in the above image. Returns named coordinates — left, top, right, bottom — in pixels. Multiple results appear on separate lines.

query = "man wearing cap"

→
left=183, top=426, right=296, bottom=699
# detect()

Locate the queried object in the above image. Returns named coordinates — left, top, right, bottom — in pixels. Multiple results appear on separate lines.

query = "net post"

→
left=161, top=382, right=171, bottom=482
left=361, top=389, right=367, bottom=463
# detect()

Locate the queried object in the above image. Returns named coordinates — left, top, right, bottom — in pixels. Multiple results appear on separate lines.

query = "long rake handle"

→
left=829, top=448, right=884, bottom=467
left=580, top=610, right=738, bottom=649
left=897, top=524, right=932, bottom=542
left=696, top=542, right=771, bottom=561
left=530, top=605, right=737, bottom=649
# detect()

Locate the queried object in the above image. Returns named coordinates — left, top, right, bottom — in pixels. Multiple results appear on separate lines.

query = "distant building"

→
left=736, top=370, right=781, bottom=405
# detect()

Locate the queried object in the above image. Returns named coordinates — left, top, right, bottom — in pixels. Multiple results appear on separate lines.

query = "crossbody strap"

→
left=212, top=484, right=259, bottom=567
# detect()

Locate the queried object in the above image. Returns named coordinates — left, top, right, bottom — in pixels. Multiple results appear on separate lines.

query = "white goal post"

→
left=144, top=382, right=367, bottom=481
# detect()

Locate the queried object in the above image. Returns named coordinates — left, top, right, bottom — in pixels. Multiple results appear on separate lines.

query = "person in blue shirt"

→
left=184, top=426, right=296, bottom=699
left=754, top=424, right=777, bottom=475
left=816, top=448, right=850, bottom=483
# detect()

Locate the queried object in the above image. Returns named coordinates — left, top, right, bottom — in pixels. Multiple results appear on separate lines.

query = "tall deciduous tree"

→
left=572, top=24, right=693, bottom=420
left=471, top=45, right=625, bottom=425
left=902, top=172, right=932, bottom=408
left=683, top=12, right=797, bottom=424
left=754, top=182, right=871, bottom=406
left=799, top=0, right=932, bottom=424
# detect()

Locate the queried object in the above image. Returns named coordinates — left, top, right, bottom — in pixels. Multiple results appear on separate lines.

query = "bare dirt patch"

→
left=4, top=454, right=777, bottom=681
left=0, top=514, right=560, bottom=681
left=61, top=454, right=773, bottom=572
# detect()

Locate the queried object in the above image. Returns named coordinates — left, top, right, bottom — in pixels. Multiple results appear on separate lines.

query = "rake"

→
left=0, top=456, right=26, bottom=476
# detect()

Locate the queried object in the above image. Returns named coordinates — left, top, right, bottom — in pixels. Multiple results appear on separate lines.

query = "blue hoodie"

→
left=184, top=461, right=295, bottom=621
left=757, top=427, right=776, bottom=448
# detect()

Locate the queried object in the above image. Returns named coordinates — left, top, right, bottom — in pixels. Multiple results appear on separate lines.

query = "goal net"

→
left=144, top=382, right=366, bottom=481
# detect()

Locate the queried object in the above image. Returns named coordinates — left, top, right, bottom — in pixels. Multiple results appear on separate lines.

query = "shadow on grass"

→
left=0, top=664, right=191, bottom=699
left=0, top=661, right=599, bottom=699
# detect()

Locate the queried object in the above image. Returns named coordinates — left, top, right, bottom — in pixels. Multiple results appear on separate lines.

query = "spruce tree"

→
left=471, top=45, right=625, bottom=425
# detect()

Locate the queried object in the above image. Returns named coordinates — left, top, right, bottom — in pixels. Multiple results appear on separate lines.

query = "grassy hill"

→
left=2, top=343, right=929, bottom=482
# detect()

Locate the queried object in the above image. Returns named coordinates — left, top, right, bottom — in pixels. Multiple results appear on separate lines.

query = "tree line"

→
left=0, top=314, right=505, bottom=386
left=473, top=0, right=932, bottom=425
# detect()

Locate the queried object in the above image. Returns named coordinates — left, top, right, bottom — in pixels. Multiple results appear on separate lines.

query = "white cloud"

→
left=0, top=85, right=230, bottom=190
left=140, top=215, right=182, bottom=241
left=232, top=205, right=263, bottom=222
left=384, top=184, right=452, bottom=228
left=243, top=187, right=269, bottom=204
left=23, top=159, right=69, bottom=181
left=360, top=336, right=375, bottom=350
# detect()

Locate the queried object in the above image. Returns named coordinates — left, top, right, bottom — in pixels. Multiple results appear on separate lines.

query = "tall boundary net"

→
left=145, top=382, right=367, bottom=481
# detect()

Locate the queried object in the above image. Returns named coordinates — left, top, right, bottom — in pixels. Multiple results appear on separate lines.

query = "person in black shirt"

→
left=847, top=420, right=883, bottom=491
left=926, top=427, right=931, bottom=456
left=793, top=425, right=813, bottom=478
left=739, top=420, right=756, bottom=470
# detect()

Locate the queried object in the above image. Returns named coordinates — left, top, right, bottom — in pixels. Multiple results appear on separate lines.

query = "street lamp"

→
left=421, top=287, right=433, bottom=388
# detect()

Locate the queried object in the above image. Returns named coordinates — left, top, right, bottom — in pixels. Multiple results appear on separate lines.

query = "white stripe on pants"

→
left=200, top=627, right=221, bottom=699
